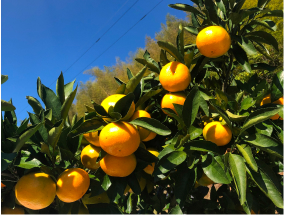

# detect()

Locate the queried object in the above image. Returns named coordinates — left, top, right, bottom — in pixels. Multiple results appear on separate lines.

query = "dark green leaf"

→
left=91, top=101, right=109, bottom=116
left=126, top=173, right=141, bottom=195
left=155, top=151, right=187, bottom=174
left=188, top=125, right=203, bottom=140
left=160, top=50, right=170, bottom=67
left=135, top=88, right=164, bottom=110
left=231, top=35, right=258, bottom=56
left=13, top=122, right=43, bottom=152
left=48, top=120, right=64, bottom=148
left=169, top=3, right=205, bottom=17
left=255, top=120, right=273, bottom=136
left=184, top=48, right=195, bottom=68
left=228, top=153, right=246, bottom=205
left=88, top=203, right=122, bottom=214
left=56, top=72, right=65, bottom=105
left=261, top=10, right=283, bottom=18
left=246, top=31, right=279, bottom=52
left=240, top=97, right=255, bottom=111
left=157, top=144, right=175, bottom=161
left=41, top=84, right=62, bottom=120
left=251, top=63, right=277, bottom=72
left=61, top=85, right=78, bottom=120
left=184, top=140, right=221, bottom=154
left=170, top=205, right=183, bottom=214
left=1, top=100, right=16, bottom=111
left=236, top=143, right=258, bottom=172
left=271, top=70, right=283, bottom=102
left=184, top=26, right=198, bottom=35
left=134, top=147, right=159, bottom=163
left=216, top=0, right=226, bottom=15
left=258, top=0, right=270, bottom=8
left=202, top=154, right=230, bottom=184
left=177, top=23, right=184, bottom=57
left=157, top=41, right=184, bottom=63
left=130, top=117, right=171, bottom=136
left=239, top=107, right=282, bottom=135
left=125, top=66, right=147, bottom=94
left=143, top=50, right=160, bottom=72
left=232, top=43, right=251, bottom=73
left=64, top=80, right=76, bottom=100
left=204, top=0, right=219, bottom=24
left=246, top=165, right=283, bottom=208
left=113, top=93, right=134, bottom=119
left=115, top=83, right=126, bottom=94
left=26, top=96, right=43, bottom=115
left=1, top=75, right=8, bottom=84
left=71, top=119, right=105, bottom=137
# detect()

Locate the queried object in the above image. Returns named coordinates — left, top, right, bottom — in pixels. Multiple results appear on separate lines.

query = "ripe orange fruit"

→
left=101, top=94, right=135, bottom=121
left=99, top=121, right=140, bottom=157
left=1, top=206, right=25, bottom=214
left=161, top=92, right=187, bottom=116
left=159, top=62, right=191, bottom=92
left=143, top=132, right=157, bottom=142
left=260, top=94, right=283, bottom=120
left=197, top=173, right=215, bottom=186
left=82, top=192, right=110, bottom=205
left=15, top=172, right=56, bottom=210
left=130, top=110, right=151, bottom=140
left=56, top=168, right=90, bottom=203
left=83, top=131, right=100, bottom=147
left=203, top=121, right=232, bottom=146
left=100, top=154, right=137, bottom=177
left=1, top=182, right=6, bottom=188
left=144, top=148, right=159, bottom=175
left=196, top=26, right=231, bottom=58
left=81, top=144, right=101, bottom=170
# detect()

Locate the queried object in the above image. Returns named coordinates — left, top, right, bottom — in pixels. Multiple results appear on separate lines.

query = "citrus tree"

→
left=1, top=0, right=283, bottom=214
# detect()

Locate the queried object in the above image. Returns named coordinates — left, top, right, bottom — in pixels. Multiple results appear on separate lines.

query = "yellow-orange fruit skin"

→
left=101, top=94, right=135, bottom=121
left=100, top=154, right=137, bottom=177
left=159, top=62, right=191, bottom=92
left=81, top=144, right=101, bottom=170
left=144, top=149, right=159, bottom=175
left=260, top=94, right=283, bottom=120
left=83, top=131, right=100, bottom=147
left=196, top=26, right=231, bottom=58
left=99, top=121, right=140, bottom=157
left=1, top=182, right=6, bottom=188
left=1, top=206, right=25, bottom=214
left=143, top=132, right=157, bottom=142
left=130, top=110, right=151, bottom=140
left=203, top=121, right=232, bottom=146
left=161, top=92, right=187, bottom=116
left=15, top=172, right=56, bottom=210
left=56, top=168, right=90, bottom=203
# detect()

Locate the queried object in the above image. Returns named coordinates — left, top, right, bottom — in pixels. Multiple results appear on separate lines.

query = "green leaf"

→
left=102, top=174, right=112, bottom=191
left=184, top=140, right=221, bottom=154
left=169, top=3, right=205, bottom=17
left=258, top=0, right=270, bottom=8
left=160, top=50, right=170, bottom=67
left=236, top=143, right=258, bottom=172
left=126, top=193, right=133, bottom=214
left=261, top=10, right=283, bottom=18
left=125, top=66, right=147, bottom=94
left=135, top=88, right=164, bottom=110
left=209, top=100, right=233, bottom=132
left=56, top=72, right=65, bottom=105
left=255, top=120, right=273, bottom=136
left=239, top=107, right=282, bottom=136
left=115, top=83, right=126, bottom=94
left=177, top=23, right=184, bottom=57
left=41, top=84, right=62, bottom=120
left=170, top=205, right=183, bottom=214
left=1, top=100, right=16, bottom=111
left=13, top=122, right=43, bottom=152
left=28, top=112, right=48, bottom=143
left=16, top=156, right=42, bottom=169
left=201, top=154, right=231, bottom=184
left=232, top=43, right=251, bottom=73
left=229, top=10, right=259, bottom=24
left=107, top=177, right=127, bottom=203
left=113, top=93, right=134, bottom=119
left=246, top=31, right=279, bottom=52
left=157, top=41, right=184, bottom=63
left=216, top=0, right=226, bottom=15
left=246, top=165, right=284, bottom=209
left=143, top=50, right=160, bottom=73
left=61, top=85, right=78, bottom=120
left=17, top=118, right=29, bottom=135
left=191, top=56, right=210, bottom=80
left=135, top=58, right=159, bottom=74
left=127, top=68, right=134, bottom=80
left=231, top=35, right=258, bottom=56
left=1, top=152, right=17, bottom=172
left=188, top=125, right=203, bottom=140
left=184, top=26, right=198, bottom=35
left=204, top=0, right=219, bottom=24
left=155, top=151, right=187, bottom=174
left=271, top=70, right=283, bottom=102
left=64, top=80, right=76, bottom=100
left=242, top=133, right=283, bottom=158
left=182, top=86, right=200, bottom=128
left=134, top=147, right=159, bottom=163
left=1, top=75, right=8, bottom=84
left=251, top=63, right=277, bottom=72
left=226, top=110, right=248, bottom=122
left=240, top=97, right=255, bottom=111
left=175, top=163, right=196, bottom=207
left=130, top=117, right=171, bottom=136
left=126, top=173, right=141, bottom=195
left=48, top=120, right=64, bottom=148
left=26, top=96, right=43, bottom=115
left=71, top=119, right=105, bottom=137
left=228, top=153, right=246, bottom=205
left=157, top=144, right=175, bottom=161
left=184, top=48, right=195, bottom=68
left=91, top=101, right=109, bottom=116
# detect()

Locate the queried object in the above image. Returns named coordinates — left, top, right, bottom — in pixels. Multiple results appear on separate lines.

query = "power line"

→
left=68, top=0, right=164, bottom=82
left=18, top=0, right=164, bottom=116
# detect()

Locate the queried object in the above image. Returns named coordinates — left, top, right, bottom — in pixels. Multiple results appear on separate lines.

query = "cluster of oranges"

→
left=81, top=94, right=159, bottom=178
left=12, top=168, right=90, bottom=211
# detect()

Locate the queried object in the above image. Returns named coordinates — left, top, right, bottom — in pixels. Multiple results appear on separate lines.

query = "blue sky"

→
left=1, top=0, right=190, bottom=122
